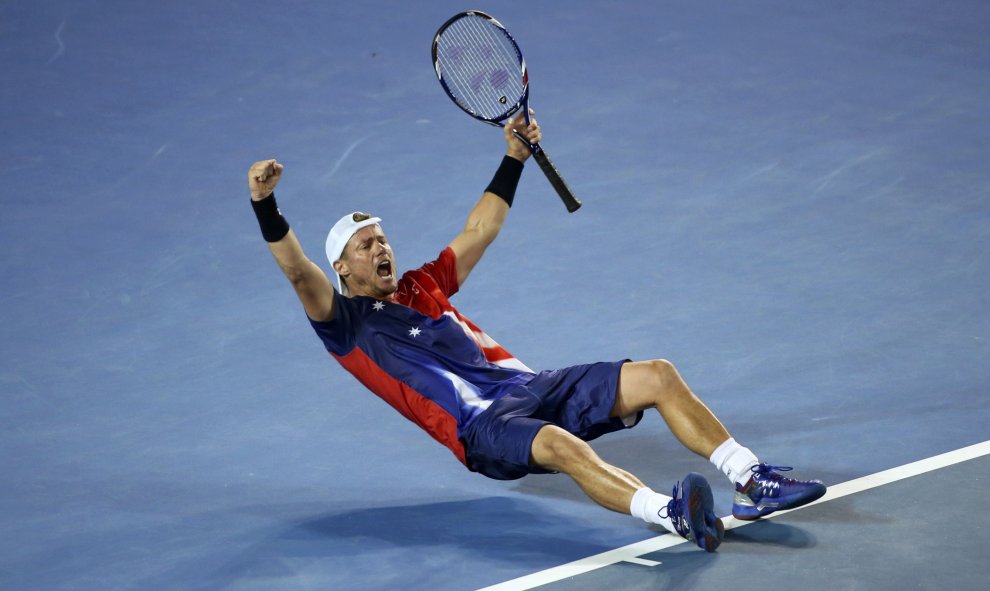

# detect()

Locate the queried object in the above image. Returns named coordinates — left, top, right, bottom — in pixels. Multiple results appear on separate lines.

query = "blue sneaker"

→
left=661, top=472, right=724, bottom=552
left=732, top=464, right=827, bottom=521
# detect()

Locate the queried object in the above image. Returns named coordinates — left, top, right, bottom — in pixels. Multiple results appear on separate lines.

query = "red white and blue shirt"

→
left=309, top=247, right=535, bottom=465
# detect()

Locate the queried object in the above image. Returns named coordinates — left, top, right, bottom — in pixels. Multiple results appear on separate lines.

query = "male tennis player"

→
left=247, top=114, right=826, bottom=552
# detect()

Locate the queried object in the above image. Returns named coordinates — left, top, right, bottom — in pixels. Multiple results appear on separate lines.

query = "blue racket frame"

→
left=432, top=11, right=581, bottom=212
left=432, top=11, right=531, bottom=127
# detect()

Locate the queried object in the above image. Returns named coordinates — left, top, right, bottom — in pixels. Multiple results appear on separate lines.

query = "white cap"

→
left=325, top=212, right=382, bottom=296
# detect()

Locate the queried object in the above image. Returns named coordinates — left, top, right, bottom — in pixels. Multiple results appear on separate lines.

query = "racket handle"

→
left=532, top=147, right=582, bottom=213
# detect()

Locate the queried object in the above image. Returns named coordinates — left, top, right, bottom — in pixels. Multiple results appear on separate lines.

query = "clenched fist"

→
left=504, top=110, right=540, bottom=163
left=248, top=159, right=284, bottom=201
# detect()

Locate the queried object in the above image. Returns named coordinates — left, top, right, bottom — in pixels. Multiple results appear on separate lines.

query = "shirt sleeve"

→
left=415, top=246, right=460, bottom=298
left=308, top=289, right=358, bottom=356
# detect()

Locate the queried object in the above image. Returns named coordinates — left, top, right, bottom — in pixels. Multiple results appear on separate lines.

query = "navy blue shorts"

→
left=460, top=360, right=642, bottom=480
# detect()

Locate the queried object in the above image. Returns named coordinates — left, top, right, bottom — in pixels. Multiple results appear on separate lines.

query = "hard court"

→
left=2, top=1, right=989, bottom=590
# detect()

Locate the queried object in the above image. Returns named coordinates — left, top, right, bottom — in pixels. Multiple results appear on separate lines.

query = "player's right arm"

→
left=448, top=113, right=540, bottom=287
left=248, top=159, right=336, bottom=322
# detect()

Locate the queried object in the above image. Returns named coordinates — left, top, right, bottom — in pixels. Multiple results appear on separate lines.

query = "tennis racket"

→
left=432, top=10, right=582, bottom=213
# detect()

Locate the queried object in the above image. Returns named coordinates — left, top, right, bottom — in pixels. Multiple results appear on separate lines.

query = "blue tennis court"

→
left=2, top=1, right=989, bottom=589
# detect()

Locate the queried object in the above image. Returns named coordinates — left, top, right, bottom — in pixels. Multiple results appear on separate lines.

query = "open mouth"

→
left=376, top=260, right=393, bottom=279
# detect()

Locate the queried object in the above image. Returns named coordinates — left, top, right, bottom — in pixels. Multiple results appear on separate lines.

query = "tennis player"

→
left=247, top=114, right=826, bottom=552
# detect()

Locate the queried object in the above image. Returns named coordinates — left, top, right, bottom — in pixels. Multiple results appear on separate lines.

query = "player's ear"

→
left=333, top=259, right=349, bottom=278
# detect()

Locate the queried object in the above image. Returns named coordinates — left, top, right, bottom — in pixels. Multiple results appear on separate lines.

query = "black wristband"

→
left=485, top=155, right=524, bottom=207
left=251, top=192, right=291, bottom=243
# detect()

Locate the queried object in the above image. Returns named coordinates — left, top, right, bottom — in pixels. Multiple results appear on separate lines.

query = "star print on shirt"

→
left=372, top=301, right=385, bottom=311
left=408, top=327, right=421, bottom=338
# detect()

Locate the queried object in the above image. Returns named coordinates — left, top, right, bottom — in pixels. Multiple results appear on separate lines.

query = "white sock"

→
left=629, top=487, right=680, bottom=535
left=709, top=437, right=760, bottom=488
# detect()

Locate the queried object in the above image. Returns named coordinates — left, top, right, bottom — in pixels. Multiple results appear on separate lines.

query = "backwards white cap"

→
left=325, top=212, right=382, bottom=296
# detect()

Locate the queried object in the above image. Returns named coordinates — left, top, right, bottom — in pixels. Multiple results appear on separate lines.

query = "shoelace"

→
left=753, top=464, right=794, bottom=477
left=659, top=481, right=690, bottom=538
left=750, top=464, right=799, bottom=497
left=750, top=464, right=793, bottom=495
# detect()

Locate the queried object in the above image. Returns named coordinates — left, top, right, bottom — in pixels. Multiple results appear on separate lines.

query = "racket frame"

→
left=432, top=11, right=582, bottom=212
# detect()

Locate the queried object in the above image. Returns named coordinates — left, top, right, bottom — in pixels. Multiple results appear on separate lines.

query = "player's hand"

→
left=248, top=159, right=284, bottom=201
left=504, top=110, right=540, bottom=163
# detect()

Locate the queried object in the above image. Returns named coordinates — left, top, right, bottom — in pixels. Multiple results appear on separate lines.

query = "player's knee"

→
left=530, top=425, right=592, bottom=473
left=646, top=358, right=679, bottom=392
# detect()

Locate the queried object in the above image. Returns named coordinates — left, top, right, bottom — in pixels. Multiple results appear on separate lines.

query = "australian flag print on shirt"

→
left=309, top=247, right=534, bottom=465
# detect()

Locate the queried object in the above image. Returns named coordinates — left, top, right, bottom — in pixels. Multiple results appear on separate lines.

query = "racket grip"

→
left=532, top=148, right=582, bottom=213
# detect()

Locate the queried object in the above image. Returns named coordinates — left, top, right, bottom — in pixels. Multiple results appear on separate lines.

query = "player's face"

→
left=339, top=225, right=398, bottom=298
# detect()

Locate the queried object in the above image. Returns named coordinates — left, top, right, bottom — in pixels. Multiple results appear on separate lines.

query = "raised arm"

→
left=449, top=113, right=542, bottom=286
left=249, top=159, right=336, bottom=322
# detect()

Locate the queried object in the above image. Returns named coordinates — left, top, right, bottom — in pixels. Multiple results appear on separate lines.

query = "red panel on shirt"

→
left=333, top=346, right=467, bottom=465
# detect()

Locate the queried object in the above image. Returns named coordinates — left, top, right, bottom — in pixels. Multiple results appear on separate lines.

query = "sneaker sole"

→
left=682, top=473, right=723, bottom=552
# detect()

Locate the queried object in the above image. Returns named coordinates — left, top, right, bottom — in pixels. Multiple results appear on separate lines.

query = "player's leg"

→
left=611, top=359, right=729, bottom=457
left=612, top=359, right=827, bottom=519
left=530, top=424, right=642, bottom=513
left=530, top=424, right=723, bottom=552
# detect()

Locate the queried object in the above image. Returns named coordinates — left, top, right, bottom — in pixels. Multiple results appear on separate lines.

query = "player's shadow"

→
left=133, top=496, right=621, bottom=591
left=724, top=520, right=817, bottom=548
left=287, top=496, right=613, bottom=561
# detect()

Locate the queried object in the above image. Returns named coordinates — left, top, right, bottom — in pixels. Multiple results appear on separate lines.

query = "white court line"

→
left=477, top=439, right=990, bottom=591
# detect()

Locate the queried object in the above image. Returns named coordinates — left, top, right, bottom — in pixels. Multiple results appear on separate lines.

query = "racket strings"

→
left=435, top=15, right=525, bottom=120
left=439, top=20, right=514, bottom=110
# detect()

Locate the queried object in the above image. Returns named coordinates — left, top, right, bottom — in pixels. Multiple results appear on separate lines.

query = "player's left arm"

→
left=449, top=113, right=541, bottom=286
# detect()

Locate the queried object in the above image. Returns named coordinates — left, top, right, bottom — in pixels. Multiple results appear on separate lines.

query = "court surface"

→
left=2, top=1, right=989, bottom=590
